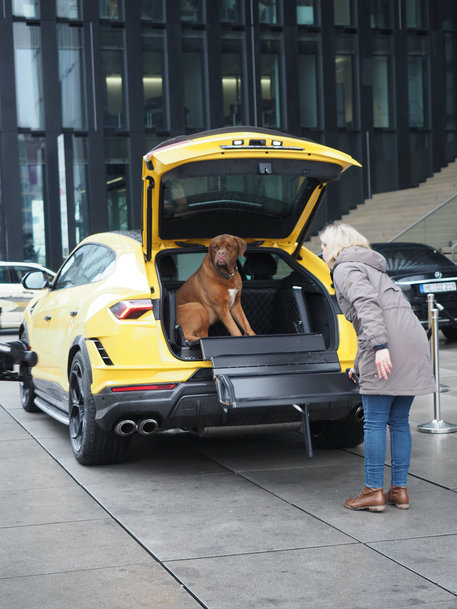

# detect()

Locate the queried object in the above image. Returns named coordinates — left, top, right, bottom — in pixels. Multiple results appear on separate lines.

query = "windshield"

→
left=372, top=244, right=457, bottom=273
left=158, top=158, right=330, bottom=239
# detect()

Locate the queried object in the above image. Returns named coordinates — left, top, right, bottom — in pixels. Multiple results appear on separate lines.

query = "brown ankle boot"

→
left=384, top=486, right=409, bottom=509
left=344, top=487, right=385, bottom=512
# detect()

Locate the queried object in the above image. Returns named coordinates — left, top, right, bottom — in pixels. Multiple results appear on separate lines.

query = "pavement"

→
left=1, top=332, right=457, bottom=609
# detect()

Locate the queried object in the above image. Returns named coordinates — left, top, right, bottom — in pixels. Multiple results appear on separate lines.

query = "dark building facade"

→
left=1, top=0, right=457, bottom=270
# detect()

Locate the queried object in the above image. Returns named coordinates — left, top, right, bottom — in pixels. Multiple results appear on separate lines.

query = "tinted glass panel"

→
left=260, top=36, right=282, bottom=129
left=142, top=31, right=166, bottom=130
left=298, top=36, right=319, bottom=129
left=159, top=159, right=326, bottom=239
left=221, top=0, right=242, bottom=23
left=259, top=0, right=278, bottom=24
left=222, top=35, right=245, bottom=126
left=13, top=0, right=39, bottom=18
left=101, top=28, right=126, bottom=129
left=182, top=35, right=206, bottom=130
left=58, top=25, right=86, bottom=129
left=54, top=244, right=116, bottom=289
left=105, top=138, right=129, bottom=230
left=99, top=0, right=123, bottom=19
left=141, top=0, right=164, bottom=20
left=297, top=0, right=315, bottom=25
left=372, top=244, right=456, bottom=272
left=334, top=0, right=353, bottom=26
left=56, top=0, right=81, bottom=19
left=18, top=135, right=47, bottom=265
left=13, top=24, right=44, bottom=130
left=181, top=0, right=203, bottom=22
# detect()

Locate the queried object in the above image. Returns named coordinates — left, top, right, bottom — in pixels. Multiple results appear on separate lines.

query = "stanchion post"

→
left=417, top=295, right=457, bottom=433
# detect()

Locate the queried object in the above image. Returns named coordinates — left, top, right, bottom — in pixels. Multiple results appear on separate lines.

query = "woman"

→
left=319, top=223, right=435, bottom=512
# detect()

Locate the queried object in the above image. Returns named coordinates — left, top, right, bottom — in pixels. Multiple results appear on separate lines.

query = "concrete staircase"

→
left=305, top=159, right=457, bottom=256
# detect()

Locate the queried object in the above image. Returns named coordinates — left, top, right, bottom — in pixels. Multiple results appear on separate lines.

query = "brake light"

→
left=111, top=383, right=177, bottom=392
left=110, top=299, right=153, bottom=320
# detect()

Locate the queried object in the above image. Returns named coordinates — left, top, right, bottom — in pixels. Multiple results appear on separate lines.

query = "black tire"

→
left=68, top=352, right=130, bottom=465
left=442, top=327, right=457, bottom=342
left=311, top=418, right=364, bottom=450
left=19, top=363, right=40, bottom=412
left=18, top=331, right=40, bottom=413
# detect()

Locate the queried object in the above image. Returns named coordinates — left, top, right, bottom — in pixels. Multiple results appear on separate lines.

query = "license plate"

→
left=420, top=281, right=457, bottom=294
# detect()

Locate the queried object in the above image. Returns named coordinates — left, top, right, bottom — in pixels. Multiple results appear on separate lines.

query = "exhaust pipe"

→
left=137, top=418, right=159, bottom=436
left=353, top=405, right=364, bottom=422
left=114, top=419, right=138, bottom=436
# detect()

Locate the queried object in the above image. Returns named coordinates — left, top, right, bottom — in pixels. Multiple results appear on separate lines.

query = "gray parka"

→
left=332, top=246, right=436, bottom=396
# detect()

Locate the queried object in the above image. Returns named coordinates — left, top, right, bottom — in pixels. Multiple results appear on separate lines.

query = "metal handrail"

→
left=389, top=192, right=457, bottom=242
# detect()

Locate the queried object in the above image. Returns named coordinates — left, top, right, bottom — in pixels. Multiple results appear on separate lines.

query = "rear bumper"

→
left=93, top=371, right=360, bottom=432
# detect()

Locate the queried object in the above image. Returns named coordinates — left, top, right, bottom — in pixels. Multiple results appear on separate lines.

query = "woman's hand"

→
left=375, top=348, right=392, bottom=380
left=348, top=368, right=359, bottom=383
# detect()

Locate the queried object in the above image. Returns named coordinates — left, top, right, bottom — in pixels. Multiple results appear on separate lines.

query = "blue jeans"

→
left=362, top=394, right=414, bottom=488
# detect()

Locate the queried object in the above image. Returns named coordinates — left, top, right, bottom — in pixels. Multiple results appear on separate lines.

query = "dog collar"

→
left=212, top=260, right=238, bottom=280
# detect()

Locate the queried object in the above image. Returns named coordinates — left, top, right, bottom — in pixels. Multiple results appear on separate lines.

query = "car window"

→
left=0, top=267, right=11, bottom=283
left=159, top=158, right=322, bottom=239
left=373, top=244, right=457, bottom=272
left=54, top=244, right=116, bottom=289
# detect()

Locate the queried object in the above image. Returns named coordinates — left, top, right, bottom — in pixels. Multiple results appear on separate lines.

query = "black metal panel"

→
left=214, top=370, right=359, bottom=408
left=200, top=333, right=326, bottom=359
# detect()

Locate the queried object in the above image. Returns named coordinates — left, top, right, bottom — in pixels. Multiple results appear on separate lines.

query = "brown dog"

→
left=176, top=234, right=255, bottom=342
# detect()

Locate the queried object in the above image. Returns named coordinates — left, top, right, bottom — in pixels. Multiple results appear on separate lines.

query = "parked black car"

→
left=371, top=242, right=457, bottom=341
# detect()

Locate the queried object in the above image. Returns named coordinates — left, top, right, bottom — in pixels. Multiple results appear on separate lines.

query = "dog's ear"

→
left=235, top=236, right=248, bottom=257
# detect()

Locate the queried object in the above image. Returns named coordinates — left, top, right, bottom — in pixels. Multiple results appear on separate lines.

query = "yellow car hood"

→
left=142, top=127, right=361, bottom=257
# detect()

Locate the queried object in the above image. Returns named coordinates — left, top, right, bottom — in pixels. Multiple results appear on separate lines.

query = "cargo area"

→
left=158, top=247, right=339, bottom=358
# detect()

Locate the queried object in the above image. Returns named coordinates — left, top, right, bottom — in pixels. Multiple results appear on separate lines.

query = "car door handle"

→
left=70, top=310, right=78, bottom=317
left=44, top=315, right=52, bottom=321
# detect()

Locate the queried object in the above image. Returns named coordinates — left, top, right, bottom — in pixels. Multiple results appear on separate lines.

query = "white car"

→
left=0, top=262, right=55, bottom=330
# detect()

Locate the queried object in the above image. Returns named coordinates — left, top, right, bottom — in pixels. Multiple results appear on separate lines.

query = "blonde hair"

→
left=319, top=222, right=370, bottom=268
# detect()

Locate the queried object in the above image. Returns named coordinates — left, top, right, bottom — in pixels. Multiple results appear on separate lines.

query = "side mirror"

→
left=22, top=270, right=51, bottom=290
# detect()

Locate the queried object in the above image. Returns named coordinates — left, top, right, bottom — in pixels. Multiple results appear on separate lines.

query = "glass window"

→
left=12, top=0, right=39, bottom=18
left=105, top=138, right=129, bottom=231
left=55, top=244, right=116, bottom=289
left=220, top=0, right=242, bottom=23
left=371, top=132, right=397, bottom=192
left=297, top=0, right=315, bottom=25
left=260, top=35, right=282, bottom=129
left=408, top=41, right=428, bottom=128
left=372, top=38, right=394, bottom=128
left=182, top=35, right=206, bottom=131
left=370, top=0, right=393, bottom=29
left=336, top=36, right=357, bottom=129
left=57, top=25, right=86, bottom=129
left=259, top=0, right=278, bottom=24
left=298, top=36, right=320, bottom=129
left=405, top=0, right=427, bottom=28
left=18, top=135, right=47, bottom=265
left=142, top=31, right=166, bottom=130
left=442, top=0, right=457, bottom=30
left=73, top=137, right=89, bottom=245
left=181, top=0, right=203, bottom=23
left=159, top=158, right=321, bottom=240
left=444, top=34, right=457, bottom=129
left=56, top=0, right=82, bottom=19
left=140, top=0, right=164, bottom=21
left=334, top=0, right=354, bottom=26
left=13, top=24, right=44, bottom=130
left=99, top=0, right=123, bottom=20
left=336, top=56, right=354, bottom=128
left=101, top=28, right=126, bottom=129
left=221, top=35, right=245, bottom=126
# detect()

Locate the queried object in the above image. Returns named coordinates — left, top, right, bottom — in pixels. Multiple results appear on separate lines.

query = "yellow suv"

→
left=21, top=127, right=362, bottom=465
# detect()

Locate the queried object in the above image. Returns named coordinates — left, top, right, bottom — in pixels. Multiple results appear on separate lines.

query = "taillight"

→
left=110, top=299, right=153, bottom=320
